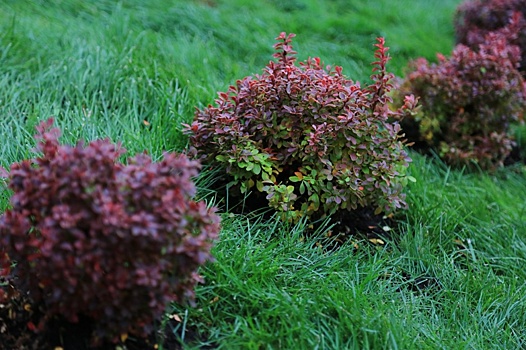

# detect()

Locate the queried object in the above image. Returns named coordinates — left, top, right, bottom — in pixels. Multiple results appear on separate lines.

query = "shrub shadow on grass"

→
left=0, top=283, right=213, bottom=350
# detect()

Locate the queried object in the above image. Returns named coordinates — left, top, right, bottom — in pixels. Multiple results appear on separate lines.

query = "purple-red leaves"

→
left=273, top=32, right=298, bottom=65
left=455, top=0, right=526, bottom=76
left=184, top=33, right=416, bottom=221
left=397, top=27, right=526, bottom=169
left=0, top=119, right=220, bottom=344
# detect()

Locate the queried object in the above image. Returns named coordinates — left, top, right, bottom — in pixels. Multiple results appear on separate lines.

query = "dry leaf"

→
left=368, top=238, right=385, bottom=245
left=170, top=314, right=182, bottom=322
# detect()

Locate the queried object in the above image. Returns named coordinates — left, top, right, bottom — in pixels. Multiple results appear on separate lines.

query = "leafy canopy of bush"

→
left=397, top=28, right=526, bottom=169
left=186, top=33, right=417, bottom=222
left=0, top=119, right=220, bottom=344
left=454, top=0, right=526, bottom=76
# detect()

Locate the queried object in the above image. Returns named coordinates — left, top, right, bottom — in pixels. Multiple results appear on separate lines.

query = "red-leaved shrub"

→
left=396, top=30, right=526, bottom=169
left=0, top=119, right=220, bottom=344
left=454, top=0, right=526, bottom=75
left=185, top=33, right=417, bottom=222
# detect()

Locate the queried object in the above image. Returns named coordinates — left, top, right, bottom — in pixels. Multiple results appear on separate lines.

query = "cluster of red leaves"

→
left=454, top=0, right=526, bottom=75
left=186, top=33, right=417, bottom=221
left=397, top=27, right=526, bottom=169
left=0, top=119, right=220, bottom=345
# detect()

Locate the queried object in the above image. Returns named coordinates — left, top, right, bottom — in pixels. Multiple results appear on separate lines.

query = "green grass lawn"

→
left=2, top=0, right=526, bottom=349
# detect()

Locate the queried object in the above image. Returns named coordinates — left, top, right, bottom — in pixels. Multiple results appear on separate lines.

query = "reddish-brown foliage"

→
left=185, top=33, right=417, bottom=222
left=397, top=30, right=526, bottom=169
left=455, top=0, right=526, bottom=75
left=0, top=119, right=220, bottom=345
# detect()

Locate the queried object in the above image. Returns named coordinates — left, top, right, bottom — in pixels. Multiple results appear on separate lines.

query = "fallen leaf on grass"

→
left=169, top=314, right=182, bottom=322
left=368, top=238, right=385, bottom=245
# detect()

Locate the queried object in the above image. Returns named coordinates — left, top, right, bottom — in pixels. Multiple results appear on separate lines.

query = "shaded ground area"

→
left=0, top=286, right=208, bottom=350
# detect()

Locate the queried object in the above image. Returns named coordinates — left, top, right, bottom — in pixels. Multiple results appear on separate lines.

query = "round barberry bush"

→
left=0, top=119, right=220, bottom=345
left=396, top=30, right=526, bottom=169
left=185, top=33, right=417, bottom=222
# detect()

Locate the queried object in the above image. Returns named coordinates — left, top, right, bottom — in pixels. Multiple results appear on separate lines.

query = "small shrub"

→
left=454, top=0, right=526, bottom=75
left=0, top=119, right=220, bottom=344
left=396, top=31, right=526, bottom=169
left=185, top=33, right=417, bottom=222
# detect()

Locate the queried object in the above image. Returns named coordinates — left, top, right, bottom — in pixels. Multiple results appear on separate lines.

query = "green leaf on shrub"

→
left=407, top=176, right=417, bottom=183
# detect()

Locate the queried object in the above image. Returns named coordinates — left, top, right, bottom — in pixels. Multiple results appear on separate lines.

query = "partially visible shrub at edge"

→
left=0, top=119, right=220, bottom=345
left=395, top=29, right=526, bottom=169
left=454, top=0, right=526, bottom=75
left=185, top=32, right=417, bottom=222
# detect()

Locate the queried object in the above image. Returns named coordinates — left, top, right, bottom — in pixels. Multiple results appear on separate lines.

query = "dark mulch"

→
left=504, top=144, right=526, bottom=166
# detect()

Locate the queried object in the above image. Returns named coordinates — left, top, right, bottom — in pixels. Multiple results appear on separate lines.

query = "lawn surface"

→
left=1, top=0, right=526, bottom=349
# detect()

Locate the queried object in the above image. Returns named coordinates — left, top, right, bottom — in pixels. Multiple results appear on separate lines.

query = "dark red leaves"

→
left=397, top=26, right=526, bottom=169
left=0, top=119, right=220, bottom=344
left=454, top=0, right=526, bottom=76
